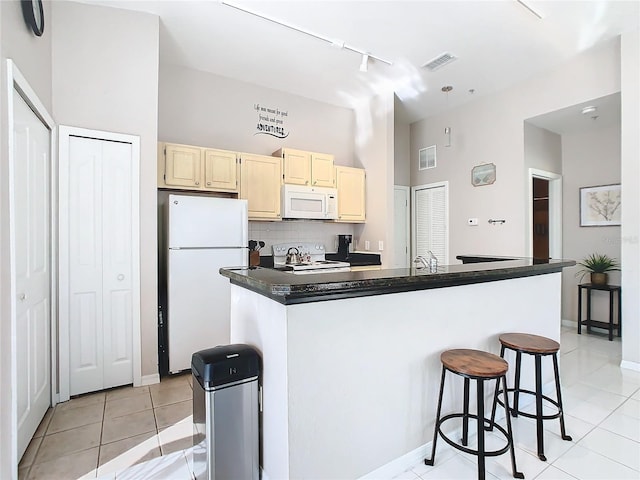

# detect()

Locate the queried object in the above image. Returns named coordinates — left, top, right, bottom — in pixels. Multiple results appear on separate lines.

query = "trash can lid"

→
left=192, top=344, right=261, bottom=388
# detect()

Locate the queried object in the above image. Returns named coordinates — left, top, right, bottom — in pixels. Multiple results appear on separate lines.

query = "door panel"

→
left=67, top=136, right=134, bottom=395
left=102, top=141, right=133, bottom=389
left=13, top=89, right=51, bottom=459
left=69, top=138, right=104, bottom=395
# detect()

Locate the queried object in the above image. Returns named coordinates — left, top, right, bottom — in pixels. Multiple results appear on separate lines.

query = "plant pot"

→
left=591, top=272, right=608, bottom=285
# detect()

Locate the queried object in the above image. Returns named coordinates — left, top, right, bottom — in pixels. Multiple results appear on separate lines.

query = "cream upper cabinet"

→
left=240, top=153, right=282, bottom=221
left=274, top=148, right=310, bottom=185
left=335, top=166, right=366, bottom=223
left=203, top=148, right=238, bottom=192
left=311, top=152, right=335, bottom=187
left=273, top=148, right=335, bottom=187
left=159, top=143, right=238, bottom=193
left=163, top=143, right=202, bottom=188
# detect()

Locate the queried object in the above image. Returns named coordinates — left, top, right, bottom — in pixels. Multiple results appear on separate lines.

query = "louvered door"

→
left=412, top=182, right=448, bottom=264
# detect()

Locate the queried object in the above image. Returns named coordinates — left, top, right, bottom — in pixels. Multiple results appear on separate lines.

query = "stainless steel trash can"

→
left=192, top=344, right=261, bottom=480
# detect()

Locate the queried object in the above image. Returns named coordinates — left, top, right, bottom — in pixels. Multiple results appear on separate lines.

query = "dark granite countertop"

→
left=220, top=256, right=575, bottom=305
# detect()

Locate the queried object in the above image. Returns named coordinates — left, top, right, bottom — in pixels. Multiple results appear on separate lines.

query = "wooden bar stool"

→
left=490, top=333, right=572, bottom=462
left=425, top=349, right=524, bottom=480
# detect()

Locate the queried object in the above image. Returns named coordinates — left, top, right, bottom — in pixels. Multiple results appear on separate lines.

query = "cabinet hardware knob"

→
left=19, top=293, right=26, bottom=301
left=117, top=274, right=125, bottom=281
left=195, top=181, right=200, bottom=185
left=207, top=182, right=211, bottom=186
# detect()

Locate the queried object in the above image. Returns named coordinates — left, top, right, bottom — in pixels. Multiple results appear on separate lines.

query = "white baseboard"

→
left=620, top=360, right=640, bottom=372
left=140, top=373, right=160, bottom=386
left=359, top=442, right=431, bottom=479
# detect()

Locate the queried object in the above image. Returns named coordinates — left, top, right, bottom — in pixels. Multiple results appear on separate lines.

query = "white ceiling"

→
left=79, top=0, right=639, bottom=124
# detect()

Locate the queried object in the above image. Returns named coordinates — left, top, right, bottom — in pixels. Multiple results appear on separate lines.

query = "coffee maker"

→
left=337, top=234, right=352, bottom=259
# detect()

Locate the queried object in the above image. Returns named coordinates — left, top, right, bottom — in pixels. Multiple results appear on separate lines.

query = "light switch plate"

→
left=364, top=240, right=370, bottom=250
left=378, top=241, right=384, bottom=251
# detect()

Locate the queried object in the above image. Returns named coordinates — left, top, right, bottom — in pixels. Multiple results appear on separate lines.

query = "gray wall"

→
left=524, top=123, right=562, bottom=174
left=561, top=124, right=621, bottom=322
left=0, top=0, right=53, bottom=476
left=394, top=95, right=410, bottom=187
left=410, top=38, right=621, bottom=262
left=158, top=63, right=355, bottom=163
left=52, top=1, right=160, bottom=379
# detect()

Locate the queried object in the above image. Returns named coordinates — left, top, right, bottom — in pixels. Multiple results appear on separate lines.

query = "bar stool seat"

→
left=490, top=333, right=572, bottom=462
left=425, top=349, right=524, bottom=480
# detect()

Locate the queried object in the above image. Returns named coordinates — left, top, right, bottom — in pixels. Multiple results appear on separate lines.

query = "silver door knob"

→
left=117, top=274, right=125, bottom=281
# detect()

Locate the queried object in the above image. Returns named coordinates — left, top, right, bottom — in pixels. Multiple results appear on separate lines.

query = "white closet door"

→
left=13, top=89, right=51, bottom=459
left=413, top=182, right=449, bottom=264
left=67, top=136, right=134, bottom=396
left=68, top=137, right=104, bottom=394
left=101, top=141, right=134, bottom=389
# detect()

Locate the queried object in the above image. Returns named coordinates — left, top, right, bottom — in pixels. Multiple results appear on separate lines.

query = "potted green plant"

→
left=576, top=253, right=620, bottom=285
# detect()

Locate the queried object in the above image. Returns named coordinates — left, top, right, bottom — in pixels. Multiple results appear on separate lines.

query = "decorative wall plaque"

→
left=471, top=163, right=496, bottom=187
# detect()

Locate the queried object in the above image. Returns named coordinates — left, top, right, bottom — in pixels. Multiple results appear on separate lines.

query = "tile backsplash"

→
left=249, top=221, right=355, bottom=255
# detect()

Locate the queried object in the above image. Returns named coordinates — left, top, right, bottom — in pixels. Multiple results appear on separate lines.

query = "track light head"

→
left=360, top=54, right=369, bottom=72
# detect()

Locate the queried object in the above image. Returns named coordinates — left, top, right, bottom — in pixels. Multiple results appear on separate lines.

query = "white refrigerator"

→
left=167, top=194, right=248, bottom=373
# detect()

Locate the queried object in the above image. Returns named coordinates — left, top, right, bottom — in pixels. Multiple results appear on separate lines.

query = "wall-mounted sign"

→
left=254, top=103, right=289, bottom=139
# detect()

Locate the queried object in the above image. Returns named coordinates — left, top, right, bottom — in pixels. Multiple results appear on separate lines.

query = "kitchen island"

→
left=220, top=257, right=574, bottom=479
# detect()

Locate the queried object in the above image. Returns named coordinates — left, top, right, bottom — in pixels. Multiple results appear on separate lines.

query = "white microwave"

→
left=282, top=184, right=338, bottom=220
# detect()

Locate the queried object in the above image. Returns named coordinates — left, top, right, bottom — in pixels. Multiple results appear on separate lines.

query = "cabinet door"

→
left=336, top=166, right=366, bottom=223
left=282, top=148, right=311, bottom=185
left=240, top=154, right=282, bottom=220
left=203, top=148, right=238, bottom=192
left=164, top=143, right=202, bottom=188
left=311, top=152, right=335, bottom=187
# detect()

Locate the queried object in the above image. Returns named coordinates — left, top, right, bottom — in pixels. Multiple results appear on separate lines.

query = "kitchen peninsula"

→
left=220, top=258, right=574, bottom=479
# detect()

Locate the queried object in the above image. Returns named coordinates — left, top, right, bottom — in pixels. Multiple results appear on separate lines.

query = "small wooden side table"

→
left=577, top=283, right=621, bottom=341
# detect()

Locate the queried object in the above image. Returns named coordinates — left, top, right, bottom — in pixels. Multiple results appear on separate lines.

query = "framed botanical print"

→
left=579, top=184, right=621, bottom=226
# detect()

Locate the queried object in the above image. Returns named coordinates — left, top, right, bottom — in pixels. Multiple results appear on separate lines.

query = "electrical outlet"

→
left=364, top=240, right=370, bottom=251
left=378, top=241, right=384, bottom=251
left=468, top=218, right=479, bottom=226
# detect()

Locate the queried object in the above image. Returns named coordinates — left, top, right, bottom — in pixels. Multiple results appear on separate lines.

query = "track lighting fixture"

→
left=221, top=1, right=392, bottom=71
left=360, top=54, right=369, bottom=73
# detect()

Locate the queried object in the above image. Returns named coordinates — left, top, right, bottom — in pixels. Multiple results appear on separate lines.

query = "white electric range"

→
left=272, top=242, right=351, bottom=274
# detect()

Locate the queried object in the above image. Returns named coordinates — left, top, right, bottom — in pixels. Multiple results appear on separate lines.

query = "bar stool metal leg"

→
left=534, top=354, right=545, bottom=461
left=462, top=377, right=470, bottom=446
left=501, top=375, right=525, bottom=479
left=552, top=353, right=572, bottom=442
left=425, top=366, right=446, bottom=466
left=513, top=351, right=522, bottom=417
left=476, top=378, right=486, bottom=480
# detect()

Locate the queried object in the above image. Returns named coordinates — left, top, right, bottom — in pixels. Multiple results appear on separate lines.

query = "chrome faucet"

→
left=414, top=251, right=438, bottom=273
left=414, top=255, right=429, bottom=269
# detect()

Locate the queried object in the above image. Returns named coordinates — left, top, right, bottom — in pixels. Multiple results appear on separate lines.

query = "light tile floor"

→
left=18, top=326, right=640, bottom=479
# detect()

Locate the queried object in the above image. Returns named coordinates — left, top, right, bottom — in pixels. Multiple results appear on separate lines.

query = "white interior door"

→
left=13, top=89, right=51, bottom=459
left=412, top=182, right=449, bottom=264
left=60, top=131, right=139, bottom=397
left=393, top=186, right=410, bottom=268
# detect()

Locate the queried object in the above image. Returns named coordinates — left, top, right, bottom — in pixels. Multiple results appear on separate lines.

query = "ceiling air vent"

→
left=423, top=52, right=457, bottom=72
left=419, top=146, right=436, bottom=170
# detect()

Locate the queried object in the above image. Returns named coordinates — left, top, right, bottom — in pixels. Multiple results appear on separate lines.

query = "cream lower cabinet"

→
left=335, top=166, right=366, bottom=223
left=240, top=153, right=282, bottom=220
left=273, top=148, right=335, bottom=187
left=159, top=143, right=238, bottom=193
